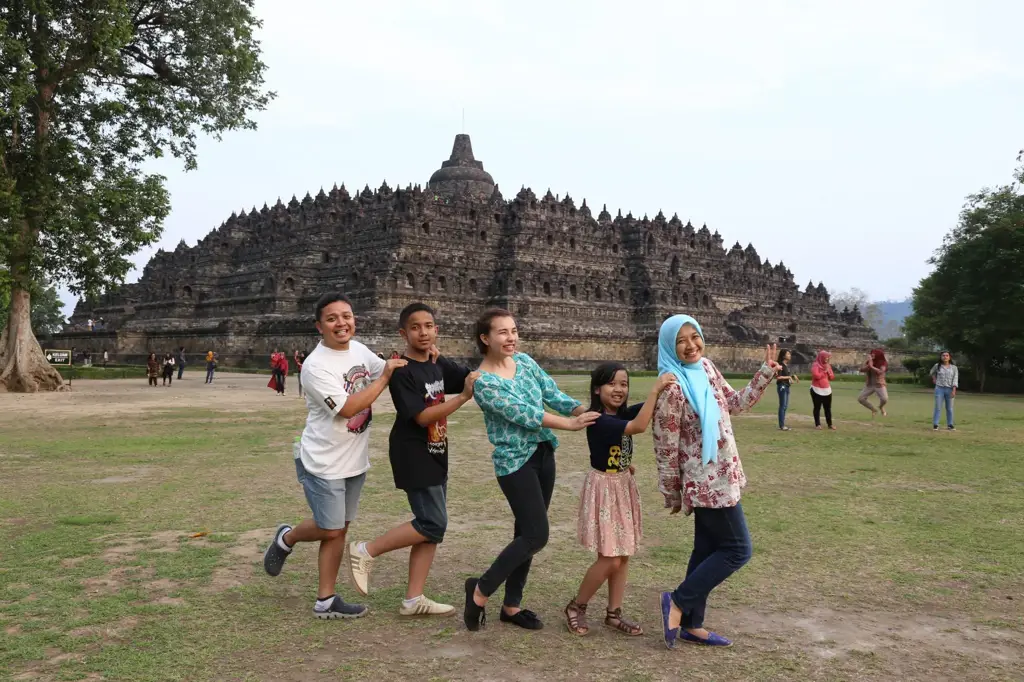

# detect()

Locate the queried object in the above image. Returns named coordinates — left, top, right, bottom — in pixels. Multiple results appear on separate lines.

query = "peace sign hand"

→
left=765, top=343, right=780, bottom=370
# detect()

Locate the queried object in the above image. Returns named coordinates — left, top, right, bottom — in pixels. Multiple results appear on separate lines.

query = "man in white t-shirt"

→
left=263, top=292, right=406, bottom=619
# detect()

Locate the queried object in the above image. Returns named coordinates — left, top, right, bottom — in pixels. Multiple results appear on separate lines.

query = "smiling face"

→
left=400, top=310, right=438, bottom=355
left=316, top=300, right=356, bottom=350
left=481, top=315, right=518, bottom=359
left=675, top=323, right=705, bottom=364
left=596, top=369, right=630, bottom=413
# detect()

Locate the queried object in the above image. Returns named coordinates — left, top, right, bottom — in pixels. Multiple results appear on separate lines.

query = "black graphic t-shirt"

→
left=388, top=356, right=471, bottom=490
left=586, top=403, right=644, bottom=473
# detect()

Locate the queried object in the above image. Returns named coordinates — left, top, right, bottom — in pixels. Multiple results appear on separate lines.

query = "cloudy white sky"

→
left=62, top=0, right=1024, bottom=313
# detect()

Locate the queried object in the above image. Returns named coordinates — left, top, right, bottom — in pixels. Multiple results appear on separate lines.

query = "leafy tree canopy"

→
left=903, top=154, right=1024, bottom=391
left=0, top=0, right=273, bottom=391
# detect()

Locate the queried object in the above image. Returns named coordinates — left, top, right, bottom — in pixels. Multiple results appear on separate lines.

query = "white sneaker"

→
left=347, top=541, right=374, bottom=596
left=399, top=595, right=455, bottom=617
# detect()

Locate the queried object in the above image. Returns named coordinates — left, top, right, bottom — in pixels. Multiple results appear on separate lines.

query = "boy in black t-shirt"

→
left=347, top=303, right=479, bottom=616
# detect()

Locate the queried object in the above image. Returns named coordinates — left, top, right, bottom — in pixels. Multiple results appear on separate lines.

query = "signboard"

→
left=44, top=349, right=72, bottom=366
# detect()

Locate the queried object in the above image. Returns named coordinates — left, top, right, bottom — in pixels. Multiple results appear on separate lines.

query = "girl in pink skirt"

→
left=564, top=363, right=676, bottom=636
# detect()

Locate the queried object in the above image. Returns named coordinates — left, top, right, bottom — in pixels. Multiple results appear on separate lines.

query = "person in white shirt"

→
left=263, top=293, right=406, bottom=619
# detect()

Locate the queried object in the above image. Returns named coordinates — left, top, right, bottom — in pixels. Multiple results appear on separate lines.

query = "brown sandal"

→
left=564, top=598, right=589, bottom=635
left=605, top=607, right=643, bottom=636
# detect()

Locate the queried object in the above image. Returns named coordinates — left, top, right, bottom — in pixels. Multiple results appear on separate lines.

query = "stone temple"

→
left=60, top=134, right=876, bottom=370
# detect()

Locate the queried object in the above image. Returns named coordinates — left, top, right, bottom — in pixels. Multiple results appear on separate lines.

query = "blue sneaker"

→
left=660, top=592, right=678, bottom=650
left=679, top=629, right=733, bottom=647
left=313, top=595, right=367, bottom=620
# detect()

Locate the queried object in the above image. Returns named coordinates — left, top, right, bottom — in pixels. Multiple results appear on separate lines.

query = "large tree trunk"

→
left=0, top=287, right=66, bottom=392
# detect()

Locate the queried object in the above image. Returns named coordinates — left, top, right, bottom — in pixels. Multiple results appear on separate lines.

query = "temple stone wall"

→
left=56, top=134, right=880, bottom=369
left=53, top=329, right=889, bottom=375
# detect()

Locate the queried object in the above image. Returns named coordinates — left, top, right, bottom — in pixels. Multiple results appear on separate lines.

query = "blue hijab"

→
left=657, top=315, right=721, bottom=465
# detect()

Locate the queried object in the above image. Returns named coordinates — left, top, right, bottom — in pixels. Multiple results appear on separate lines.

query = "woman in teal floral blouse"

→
left=462, top=308, right=599, bottom=632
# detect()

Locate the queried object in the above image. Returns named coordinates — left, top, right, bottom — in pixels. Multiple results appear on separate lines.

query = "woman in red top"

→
left=270, top=350, right=288, bottom=395
left=810, top=350, right=836, bottom=430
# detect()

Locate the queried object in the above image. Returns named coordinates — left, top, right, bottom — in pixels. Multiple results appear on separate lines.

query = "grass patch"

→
left=58, top=514, right=120, bottom=526
left=1, top=378, right=1022, bottom=681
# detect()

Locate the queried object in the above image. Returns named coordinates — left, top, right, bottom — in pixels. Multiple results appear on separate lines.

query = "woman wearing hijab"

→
left=810, top=350, right=836, bottom=430
left=858, top=349, right=889, bottom=417
left=653, top=314, right=779, bottom=649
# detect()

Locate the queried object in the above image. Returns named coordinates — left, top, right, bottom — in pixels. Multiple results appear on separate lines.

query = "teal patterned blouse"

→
left=474, top=353, right=582, bottom=477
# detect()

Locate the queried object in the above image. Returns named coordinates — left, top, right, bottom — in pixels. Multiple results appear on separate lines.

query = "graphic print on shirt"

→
left=607, top=433, right=634, bottom=471
left=423, top=378, right=447, bottom=455
left=343, top=364, right=373, bottom=433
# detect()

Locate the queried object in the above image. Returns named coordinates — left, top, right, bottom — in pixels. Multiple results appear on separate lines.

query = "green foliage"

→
left=904, top=156, right=1024, bottom=391
left=0, top=0, right=274, bottom=300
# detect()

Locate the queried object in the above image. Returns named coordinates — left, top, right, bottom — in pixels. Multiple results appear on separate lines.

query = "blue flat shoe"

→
left=660, top=592, right=678, bottom=650
left=679, top=629, right=733, bottom=647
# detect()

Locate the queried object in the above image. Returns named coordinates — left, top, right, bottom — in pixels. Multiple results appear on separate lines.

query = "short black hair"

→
left=314, top=292, right=353, bottom=321
left=475, top=308, right=513, bottom=355
left=399, top=302, right=436, bottom=329
left=589, top=362, right=629, bottom=415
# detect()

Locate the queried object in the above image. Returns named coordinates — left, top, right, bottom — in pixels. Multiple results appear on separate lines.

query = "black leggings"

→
left=478, top=442, right=555, bottom=607
left=811, top=390, right=833, bottom=427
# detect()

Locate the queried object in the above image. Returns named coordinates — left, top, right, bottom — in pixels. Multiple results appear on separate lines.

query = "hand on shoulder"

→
left=384, top=358, right=408, bottom=377
left=654, top=373, right=678, bottom=393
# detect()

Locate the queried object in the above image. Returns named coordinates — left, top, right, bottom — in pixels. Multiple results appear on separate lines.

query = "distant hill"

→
left=870, top=298, right=913, bottom=339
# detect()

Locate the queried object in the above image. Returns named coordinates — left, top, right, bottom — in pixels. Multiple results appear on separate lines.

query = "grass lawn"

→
left=1, top=375, right=1022, bottom=681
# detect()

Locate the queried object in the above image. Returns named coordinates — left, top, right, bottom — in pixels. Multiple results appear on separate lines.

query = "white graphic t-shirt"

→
left=298, top=340, right=386, bottom=480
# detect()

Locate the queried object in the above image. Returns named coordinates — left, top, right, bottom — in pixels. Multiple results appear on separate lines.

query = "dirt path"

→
left=0, top=374, right=397, bottom=421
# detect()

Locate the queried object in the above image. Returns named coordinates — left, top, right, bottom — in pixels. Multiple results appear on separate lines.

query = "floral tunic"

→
left=653, top=359, right=774, bottom=515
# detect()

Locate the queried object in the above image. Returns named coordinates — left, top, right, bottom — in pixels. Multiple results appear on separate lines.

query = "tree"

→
left=830, top=287, right=883, bottom=331
left=903, top=155, right=1024, bottom=392
left=0, top=269, right=64, bottom=336
left=0, top=1, right=273, bottom=391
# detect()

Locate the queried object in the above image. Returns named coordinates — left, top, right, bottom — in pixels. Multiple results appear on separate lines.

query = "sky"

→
left=60, top=0, right=1024, bottom=314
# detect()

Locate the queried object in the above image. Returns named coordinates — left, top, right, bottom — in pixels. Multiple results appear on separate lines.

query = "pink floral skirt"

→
left=577, top=469, right=643, bottom=557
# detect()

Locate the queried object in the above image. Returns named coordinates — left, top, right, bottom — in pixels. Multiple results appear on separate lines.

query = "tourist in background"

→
left=205, top=350, right=217, bottom=384
left=294, top=349, right=306, bottom=397
left=654, top=315, right=778, bottom=649
left=161, top=353, right=175, bottom=386
left=930, top=351, right=958, bottom=431
left=147, top=353, right=159, bottom=387
left=858, top=349, right=888, bottom=417
left=564, top=363, right=675, bottom=637
left=263, top=292, right=407, bottom=620
left=270, top=349, right=287, bottom=395
left=176, top=346, right=187, bottom=380
left=463, top=308, right=599, bottom=632
left=775, top=348, right=799, bottom=430
left=810, top=350, right=836, bottom=430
